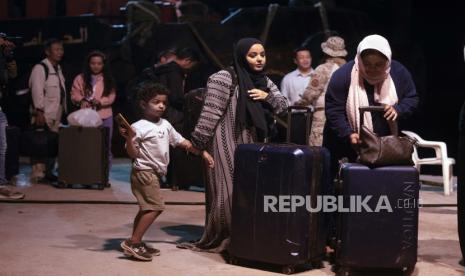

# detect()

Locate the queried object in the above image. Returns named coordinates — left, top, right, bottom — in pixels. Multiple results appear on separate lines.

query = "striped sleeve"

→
left=191, top=70, right=234, bottom=150
left=264, top=77, right=288, bottom=115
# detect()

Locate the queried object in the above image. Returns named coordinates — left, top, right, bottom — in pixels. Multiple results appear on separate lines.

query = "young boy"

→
left=119, top=81, right=213, bottom=261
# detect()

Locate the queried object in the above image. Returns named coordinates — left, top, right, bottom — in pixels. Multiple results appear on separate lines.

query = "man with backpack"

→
left=28, top=38, right=66, bottom=183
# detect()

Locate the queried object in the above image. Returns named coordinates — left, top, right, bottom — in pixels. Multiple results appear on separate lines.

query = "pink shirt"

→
left=70, top=73, right=116, bottom=119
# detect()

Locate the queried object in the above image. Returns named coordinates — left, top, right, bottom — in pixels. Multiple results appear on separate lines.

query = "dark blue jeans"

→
left=0, top=111, right=8, bottom=185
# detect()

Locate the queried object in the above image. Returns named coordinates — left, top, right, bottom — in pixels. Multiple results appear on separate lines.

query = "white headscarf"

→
left=346, top=34, right=398, bottom=133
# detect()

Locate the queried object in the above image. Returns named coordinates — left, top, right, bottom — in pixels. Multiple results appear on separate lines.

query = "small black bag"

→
left=20, top=125, right=58, bottom=158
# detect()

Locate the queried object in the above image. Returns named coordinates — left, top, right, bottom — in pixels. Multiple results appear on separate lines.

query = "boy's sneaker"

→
left=120, top=239, right=153, bottom=261
left=122, top=239, right=160, bottom=256
left=141, top=242, right=160, bottom=256
left=120, top=239, right=132, bottom=252
left=0, top=186, right=25, bottom=200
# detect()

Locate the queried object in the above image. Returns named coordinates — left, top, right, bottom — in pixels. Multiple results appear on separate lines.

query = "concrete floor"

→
left=0, top=159, right=464, bottom=276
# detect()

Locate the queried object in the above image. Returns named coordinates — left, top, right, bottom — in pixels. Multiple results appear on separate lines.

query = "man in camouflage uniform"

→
left=297, top=36, right=347, bottom=146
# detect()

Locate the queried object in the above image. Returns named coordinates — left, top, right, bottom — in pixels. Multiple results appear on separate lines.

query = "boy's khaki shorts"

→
left=131, top=169, right=165, bottom=211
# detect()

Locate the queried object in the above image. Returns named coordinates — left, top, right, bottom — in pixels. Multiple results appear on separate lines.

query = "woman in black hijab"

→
left=178, top=38, right=287, bottom=253
left=234, top=37, right=277, bottom=141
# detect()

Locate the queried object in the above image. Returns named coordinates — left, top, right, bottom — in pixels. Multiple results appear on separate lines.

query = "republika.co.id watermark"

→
left=263, top=195, right=422, bottom=213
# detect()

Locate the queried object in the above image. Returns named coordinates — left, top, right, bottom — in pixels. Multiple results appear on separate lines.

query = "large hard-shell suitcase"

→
left=230, top=144, right=331, bottom=273
left=5, top=126, right=20, bottom=180
left=58, top=126, right=109, bottom=189
left=336, top=163, right=419, bottom=275
left=229, top=106, right=330, bottom=274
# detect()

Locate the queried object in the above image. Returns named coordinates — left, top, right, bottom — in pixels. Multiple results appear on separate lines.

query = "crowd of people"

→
left=119, top=34, right=421, bottom=261
left=2, top=30, right=464, bottom=266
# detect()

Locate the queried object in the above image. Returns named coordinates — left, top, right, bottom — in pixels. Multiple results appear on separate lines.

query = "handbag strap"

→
left=359, top=106, right=398, bottom=136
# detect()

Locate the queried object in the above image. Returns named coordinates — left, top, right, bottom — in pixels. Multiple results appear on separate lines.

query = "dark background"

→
left=1, top=0, right=465, bottom=173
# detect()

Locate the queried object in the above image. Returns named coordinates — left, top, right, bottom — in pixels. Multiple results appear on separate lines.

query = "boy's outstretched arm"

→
left=178, top=139, right=198, bottom=154
left=119, top=126, right=139, bottom=159
left=178, top=140, right=214, bottom=168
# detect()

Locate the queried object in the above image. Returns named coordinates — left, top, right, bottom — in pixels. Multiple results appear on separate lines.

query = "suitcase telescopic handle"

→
left=287, top=105, right=315, bottom=113
left=286, top=105, right=314, bottom=144
left=359, top=106, right=385, bottom=113
left=359, top=106, right=399, bottom=136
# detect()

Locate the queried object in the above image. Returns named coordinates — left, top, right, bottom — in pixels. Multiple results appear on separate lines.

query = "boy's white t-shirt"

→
left=131, top=118, right=185, bottom=175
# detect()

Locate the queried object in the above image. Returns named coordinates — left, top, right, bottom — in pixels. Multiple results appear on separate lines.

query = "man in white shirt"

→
left=30, top=38, right=66, bottom=133
left=280, top=47, right=313, bottom=105
left=29, top=38, right=66, bottom=183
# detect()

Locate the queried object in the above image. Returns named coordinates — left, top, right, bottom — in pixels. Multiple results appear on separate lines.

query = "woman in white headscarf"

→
left=324, top=34, right=419, bottom=176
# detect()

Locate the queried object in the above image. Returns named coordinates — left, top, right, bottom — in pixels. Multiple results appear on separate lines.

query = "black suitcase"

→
left=58, top=126, right=109, bottom=189
left=167, top=87, right=207, bottom=190
left=182, top=87, right=206, bottom=139
left=335, top=163, right=419, bottom=275
left=5, top=126, right=20, bottom=180
left=171, top=148, right=205, bottom=190
left=229, top=106, right=331, bottom=274
left=20, top=127, right=59, bottom=158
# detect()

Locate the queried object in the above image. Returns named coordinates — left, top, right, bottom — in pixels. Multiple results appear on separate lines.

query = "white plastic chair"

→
left=401, top=130, right=455, bottom=196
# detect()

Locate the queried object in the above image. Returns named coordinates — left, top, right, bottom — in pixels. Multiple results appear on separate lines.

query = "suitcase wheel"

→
left=57, top=181, right=68, bottom=189
left=282, top=265, right=295, bottom=275
left=403, top=266, right=415, bottom=276
left=228, top=256, right=238, bottom=265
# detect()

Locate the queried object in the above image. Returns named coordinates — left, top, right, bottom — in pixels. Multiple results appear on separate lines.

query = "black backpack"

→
left=2, top=62, right=49, bottom=128
left=182, top=87, right=206, bottom=138
left=11, top=62, right=49, bottom=107
left=181, top=67, right=237, bottom=138
left=15, top=62, right=49, bottom=97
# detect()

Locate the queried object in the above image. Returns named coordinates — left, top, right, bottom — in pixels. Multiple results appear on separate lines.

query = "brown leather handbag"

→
left=357, top=106, right=415, bottom=167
